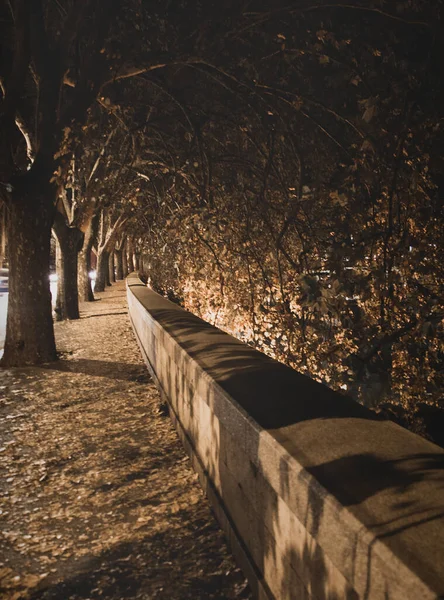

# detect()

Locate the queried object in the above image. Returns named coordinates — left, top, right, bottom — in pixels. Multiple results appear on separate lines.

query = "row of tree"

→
left=1, top=1, right=443, bottom=425
left=0, top=0, right=159, bottom=365
left=134, top=1, right=444, bottom=416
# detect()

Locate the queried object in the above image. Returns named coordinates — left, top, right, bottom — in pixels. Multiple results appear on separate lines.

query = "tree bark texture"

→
left=108, top=251, right=115, bottom=284
left=127, top=249, right=134, bottom=273
left=115, top=249, right=124, bottom=280
left=78, top=216, right=95, bottom=302
left=94, top=250, right=109, bottom=293
left=126, top=237, right=135, bottom=273
left=1, top=188, right=56, bottom=366
left=53, top=213, right=82, bottom=320
left=105, top=252, right=111, bottom=287
left=0, top=203, right=7, bottom=266
left=122, top=244, right=128, bottom=277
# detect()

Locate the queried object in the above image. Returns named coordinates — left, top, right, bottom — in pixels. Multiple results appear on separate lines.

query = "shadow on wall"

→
left=129, top=282, right=444, bottom=599
left=215, top=424, right=444, bottom=598
left=139, top=304, right=380, bottom=429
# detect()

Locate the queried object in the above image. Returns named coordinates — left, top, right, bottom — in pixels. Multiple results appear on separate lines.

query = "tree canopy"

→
left=1, top=0, right=443, bottom=428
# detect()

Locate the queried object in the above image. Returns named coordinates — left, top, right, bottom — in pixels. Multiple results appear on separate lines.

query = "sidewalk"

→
left=0, top=281, right=250, bottom=600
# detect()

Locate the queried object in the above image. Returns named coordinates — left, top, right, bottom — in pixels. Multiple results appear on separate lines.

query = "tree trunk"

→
left=108, top=251, right=115, bottom=284
left=115, top=249, right=124, bottom=280
left=53, top=213, right=82, bottom=320
left=127, top=247, right=135, bottom=273
left=78, top=215, right=96, bottom=302
left=0, top=203, right=7, bottom=266
left=105, top=251, right=111, bottom=287
left=126, top=237, right=134, bottom=273
left=133, top=253, right=140, bottom=271
left=122, top=244, right=128, bottom=277
left=94, top=250, right=109, bottom=293
left=1, top=190, right=56, bottom=366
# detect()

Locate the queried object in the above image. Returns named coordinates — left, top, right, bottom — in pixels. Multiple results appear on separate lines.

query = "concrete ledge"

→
left=127, top=274, right=444, bottom=599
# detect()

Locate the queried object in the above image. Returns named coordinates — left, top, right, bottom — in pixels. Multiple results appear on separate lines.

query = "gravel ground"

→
left=0, top=281, right=251, bottom=600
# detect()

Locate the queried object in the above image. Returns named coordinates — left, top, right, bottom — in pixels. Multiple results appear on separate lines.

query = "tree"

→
left=94, top=209, right=127, bottom=293
left=0, top=0, right=119, bottom=365
left=53, top=205, right=83, bottom=321
left=133, top=1, right=443, bottom=416
left=57, top=122, right=119, bottom=308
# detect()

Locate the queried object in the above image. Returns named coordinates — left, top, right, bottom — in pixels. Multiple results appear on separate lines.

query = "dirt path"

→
left=0, top=281, right=250, bottom=600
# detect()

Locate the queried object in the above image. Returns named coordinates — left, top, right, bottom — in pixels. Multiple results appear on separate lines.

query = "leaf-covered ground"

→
left=0, top=281, right=251, bottom=600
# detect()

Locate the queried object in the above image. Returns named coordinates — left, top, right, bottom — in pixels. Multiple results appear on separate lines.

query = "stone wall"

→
left=127, top=274, right=444, bottom=600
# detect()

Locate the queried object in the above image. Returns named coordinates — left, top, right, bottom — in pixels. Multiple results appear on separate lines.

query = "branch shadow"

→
left=306, top=452, right=444, bottom=508
left=140, top=303, right=381, bottom=430
left=27, top=520, right=245, bottom=600
left=128, top=282, right=444, bottom=598
left=80, top=311, right=128, bottom=319
left=41, top=359, right=151, bottom=382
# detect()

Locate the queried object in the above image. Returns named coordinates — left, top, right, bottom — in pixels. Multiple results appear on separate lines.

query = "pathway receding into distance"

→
left=0, top=281, right=250, bottom=600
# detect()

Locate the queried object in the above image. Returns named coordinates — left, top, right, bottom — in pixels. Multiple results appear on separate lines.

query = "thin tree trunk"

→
left=0, top=203, right=7, bottom=266
left=133, top=253, right=140, bottom=271
left=2, top=191, right=56, bottom=366
left=115, top=249, right=123, bottom=280
left=95, top=250, right=109, bottom=293
left=53, top=213, right=82, bottom=320
left=94, top=209, right=126, bottom=289
left=122, top=243, right=128, bottom=277
left=127, top=239, right=135, bottom=273
left=78, top=215, right=96, bottom=302
left=108, top=251, right=115, bottom=284
left=105, top=251, right=111, bottom=287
